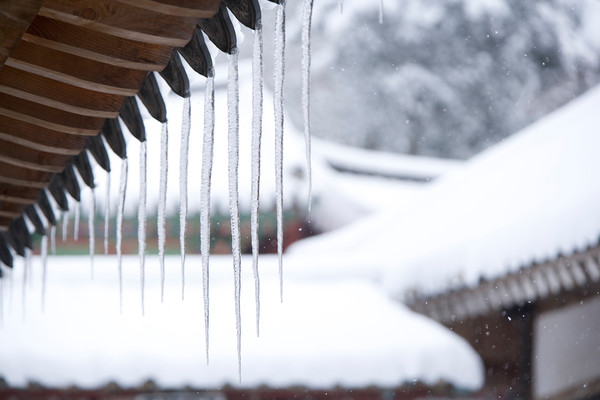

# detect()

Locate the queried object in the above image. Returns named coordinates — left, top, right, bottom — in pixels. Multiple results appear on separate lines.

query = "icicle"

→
left=74, top=202, right=80, bottom=241
left=27, top=245, right=34, bottom=289
left=50, top=225, right=56, bottom=255
left=89, top=188, right=96, bottom=279
left=22, top=250, right=30, bottom=320
left=62, top=210, right=69, bottom=241
left=274, top=1, right=287, bottom=303
left=8, top=266, right=13, bottom=315
left=227, top=48, right=242, bottom=382
left=117, top=158, right=129, bottom=313
left=201, top=74, right=215, bottom=364
left=251, top=23, right=264, bottom=337
left=41, top=235, right=48, bottom=313
left=302, top=0, right=314, bottom=212
left=158, top=122, right=169, bottom=302
left=379, top=0, right=384, bottom=24
left=138, top=141, right=147, bottom=316
left=104, top=171, right=111, bottom=255
left=338, top=0, right=343, bottom=14
left=180, top=97, right=191, bottom=300
left=0, top=278, right=3, bottom=328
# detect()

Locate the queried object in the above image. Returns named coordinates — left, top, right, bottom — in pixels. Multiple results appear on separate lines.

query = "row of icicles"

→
left=0, top=0, right=315, bottom=383
left=1, top=0, right=386, bottom=381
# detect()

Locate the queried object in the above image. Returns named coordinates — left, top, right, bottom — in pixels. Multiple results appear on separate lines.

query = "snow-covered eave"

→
left=314, top=137, right=464, bottom=182
left=406, top=241, right=600, bottom=324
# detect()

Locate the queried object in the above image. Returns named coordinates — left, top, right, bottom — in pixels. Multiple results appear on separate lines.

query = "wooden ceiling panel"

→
left=39, top=0, right=199, bottom=46
left=0, top=139, right=71, bottom=173
left=0, top=0, right=46, bottom=66
left=0, top=115, right=88, bottom=155
left=0, top=66, right=125, bottom=118
left=7, top=40, right=148, bottom=96
left=118, top=0, right=221, bottom=17
left=24, top=16, right=172, bottom=70
left=0, top=94, right=104, bottom=135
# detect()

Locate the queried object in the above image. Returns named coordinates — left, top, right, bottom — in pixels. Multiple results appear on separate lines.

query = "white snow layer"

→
left=291, top=85, right=600, bottom=297
left=0, top=254, right=482, bottom=390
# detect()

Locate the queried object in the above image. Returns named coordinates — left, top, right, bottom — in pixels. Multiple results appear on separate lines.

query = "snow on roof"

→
left=290, top=85, right=600, bottom=297
left=314, top=137, right=463, bottom=182
left=0, top=254, right=482, bottom=390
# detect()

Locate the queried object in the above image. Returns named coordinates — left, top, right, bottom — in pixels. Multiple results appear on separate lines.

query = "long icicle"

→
left=89, top=188, right=96, bottom=279
left=338, top=0, right=343, bottom=14
left=50, top=225, right=56, bottom=255
left=251, top=23, right=264, bottom=337
left=227, top=48, right=242, bottom=383
left=158, top=122, right=169, bottom=302
left=62, top=209, right=69, bottom=241
left=379, top=0, right=384, bottom=24
left=117, top=158, right=129, bottom=313
left=74, top=202, right=80, bottom=241
left=0, top=278, right=3, bottom=327
left=201, top=73, right=215, bottom=364
left=302, top=0, right=314, bottom=212
left=104, top=171, right=111, bottom=255
left=41, top=234, right=48, bottom=313
left=138, top=141, right=147, bottom=316
left=180, top=97, right=191, bottom=300
left=274, top=1, right=287, bottom=303
left=22, top=250, right=30, bottom=321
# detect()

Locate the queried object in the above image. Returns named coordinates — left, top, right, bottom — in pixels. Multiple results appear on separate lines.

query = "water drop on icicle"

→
left=201, top=74, right=215, bottom=364
left=74, top=202, right=81, bottom=241
left=227, top=49, right=242, bottom=382
left=62, top=210, right=69, bottom=242
left=379, top=0, right=384, bottom=24
left=89, top=188, right=96, bottom=279
left=251, top=24, right=264, bottom=337
left=158, top=122, right=168, bottom=302
left=104, top=171, right=111, bottom=255
left=50, top=225, right=56, bottom=255
left=117, top=158, right=128, bottom=313
left=302, top=0, right=314, bottom=212
left=139, top=141, right=147, bottom=316
left=41, top=235, right=48, bottom=313
left=274, top=1, right=287, bottom=303
left=179, top=97, right=191, bottom=300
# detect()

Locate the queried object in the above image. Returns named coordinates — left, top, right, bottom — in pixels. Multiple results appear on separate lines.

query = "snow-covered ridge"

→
left=314, top=137, right=463, bottom=181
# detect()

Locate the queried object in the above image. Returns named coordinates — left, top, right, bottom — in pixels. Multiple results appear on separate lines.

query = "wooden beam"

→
left=118, top=0, right=221, bottom=18
left=5, top=41, right=146, bottom=96
left=0, top=202, right=27, bottom=216
left=24, top=16, right=172, bottom=70
left=0, top=162, right=53, bottom=188
left=39, top=0, right=198, bottom=47
left=0, top=184, right=40, bottom=203
left=0, top=139, right=70, bottom=172
left=0, top=93, right=104, bottom=135
left=0, top=115, right=88, bottom=155
left=7, top=40, right=148, bottom=96
left=0, top=66, right=123, bottom=118
left=0, top=0, right=46, bottom=67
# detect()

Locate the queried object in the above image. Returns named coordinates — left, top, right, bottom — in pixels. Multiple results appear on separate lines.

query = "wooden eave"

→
left=405, top=244, right=600, bottom=324
left=0, top=0, right=274, bottom=265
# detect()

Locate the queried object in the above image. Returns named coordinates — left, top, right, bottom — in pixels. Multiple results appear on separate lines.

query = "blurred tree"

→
left=283, top=0, right=600, bottom=158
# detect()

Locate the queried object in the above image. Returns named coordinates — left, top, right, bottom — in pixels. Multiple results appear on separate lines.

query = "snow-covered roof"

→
left=0, top=254, right=482, bottom=390
left=290, top=84, right=600, bottom=299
